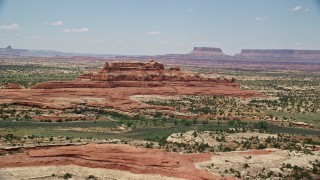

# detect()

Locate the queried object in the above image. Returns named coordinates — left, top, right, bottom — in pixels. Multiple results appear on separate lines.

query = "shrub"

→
left=192, top=118, right=199, bottom=124
left=202, top=120, right=209, bottom=125
left=257, top=143, right=266, bottom=149
left=63, top=172, right=72, bottom=180
left=192, top=131, right=197, bottom=138
left=181, top=119, right=192, bottom=126
left=88, top=175, right=96, bottom=180
left=243, top=163, right=250, bottom=168
left=145, top=143, right=152, bottom=149
left=198, top=143, right=209, bottom=152
left=254, top=121, right=269, bottom=130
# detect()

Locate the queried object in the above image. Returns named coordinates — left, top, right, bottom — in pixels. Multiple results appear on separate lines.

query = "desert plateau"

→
left=1, top=0, right=320, bottom=179
left=0, top=48, right=319, bottom=179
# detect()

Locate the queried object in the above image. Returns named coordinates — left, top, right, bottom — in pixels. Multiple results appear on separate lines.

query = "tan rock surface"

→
left=197, top=149, right=320, bottom=179
left=0, top=165, right=185, bottom=180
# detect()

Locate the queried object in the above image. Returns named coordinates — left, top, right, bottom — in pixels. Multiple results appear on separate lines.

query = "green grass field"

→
left=267, top=111, right=320, bottom=128
left=1, top=120, right=319, bottom=142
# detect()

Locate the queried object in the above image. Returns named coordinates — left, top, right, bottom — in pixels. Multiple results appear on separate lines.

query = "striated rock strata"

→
left=32, top=60, right=235, bottom=89
left=0, top=144, right=230, bottom=180
left=0, top=61, right=261, bottom=112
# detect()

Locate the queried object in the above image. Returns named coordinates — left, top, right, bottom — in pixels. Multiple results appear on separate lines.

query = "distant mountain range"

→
left=0, top=46, right=114, bottom=58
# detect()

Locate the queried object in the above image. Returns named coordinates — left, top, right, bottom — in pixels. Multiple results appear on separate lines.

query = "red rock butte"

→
left=31, top=60, right=237, bottom=89
left=0, top=60, right=261, bottom=112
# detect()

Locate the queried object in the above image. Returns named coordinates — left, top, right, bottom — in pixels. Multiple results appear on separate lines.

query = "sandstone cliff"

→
left=0, top=61, right=260, bottom=112
left=103, top=60, right=164, bottom=71
left=32, top=60, right=236, bottom=89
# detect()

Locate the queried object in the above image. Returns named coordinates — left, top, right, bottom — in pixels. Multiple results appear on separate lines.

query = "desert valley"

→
left=0, top=46, right=319, bottom=180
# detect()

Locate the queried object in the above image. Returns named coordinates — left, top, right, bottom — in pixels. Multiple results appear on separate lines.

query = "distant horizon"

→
left=2, top=45, right=320, bottom=57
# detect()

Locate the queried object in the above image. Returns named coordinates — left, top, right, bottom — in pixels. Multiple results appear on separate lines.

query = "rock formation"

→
left=0, top=61, right=261, bottom=112
left=190, top=47, right=225, bottom=56
left=103, top=61, right=164, bottom=71
left=0, top=144, right=225, bottom=180
left=32, top=60, right=236, bottom=89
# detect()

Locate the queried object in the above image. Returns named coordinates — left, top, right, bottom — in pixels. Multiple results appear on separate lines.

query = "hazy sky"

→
left=0, top=0, right=319, bottom=55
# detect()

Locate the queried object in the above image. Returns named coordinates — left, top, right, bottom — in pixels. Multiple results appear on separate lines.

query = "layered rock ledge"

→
left=0, top=144, right=228, bottom=180
left=31, top=60, right=236, bottom=89
left=0, top=61, right=261, bottom=112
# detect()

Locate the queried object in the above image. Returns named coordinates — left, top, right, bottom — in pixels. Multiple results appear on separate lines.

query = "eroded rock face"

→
left=103, top=60, right=164, bottom=71
left=0, top=61, right=261, bottom=112
left=32, top=60, right=236, bottom=89
left=0, top=144, right=228, bottom=180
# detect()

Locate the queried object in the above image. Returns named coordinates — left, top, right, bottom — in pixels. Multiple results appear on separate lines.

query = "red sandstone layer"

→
left=0, top=61, right=262, bottom=112
left=31, top=60, right=236, bottom=89
left=0, top=144, right=232, bottom=180
left=0, top=85, right=260, bottom=111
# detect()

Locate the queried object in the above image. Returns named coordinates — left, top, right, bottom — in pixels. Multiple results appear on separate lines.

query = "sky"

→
left=0, top=0, right=320, bottom=55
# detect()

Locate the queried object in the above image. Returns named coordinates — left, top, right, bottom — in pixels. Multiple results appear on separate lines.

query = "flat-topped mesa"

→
left=190, top=47, right=225, bottom=56
left=103, top=60, right=164, bottom=72
left=238, top=49, right=320, bottom=58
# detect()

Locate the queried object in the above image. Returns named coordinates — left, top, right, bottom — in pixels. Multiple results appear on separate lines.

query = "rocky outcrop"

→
left=103, top=60, right=164, bottom=71
left=0, top=61, right=261, bottom=112
left=0, top=144, right=224, bottom=180
left=32, top=60, right=236, bottom=89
